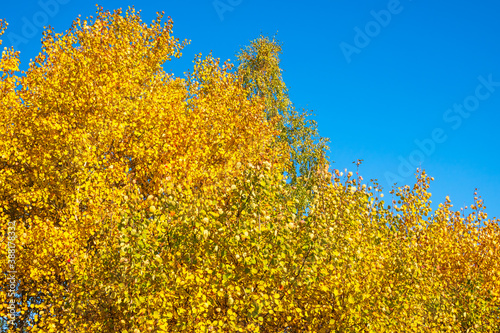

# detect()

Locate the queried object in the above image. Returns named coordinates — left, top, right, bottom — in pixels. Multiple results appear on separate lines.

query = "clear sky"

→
left=2, top=0, right=499, bottom=220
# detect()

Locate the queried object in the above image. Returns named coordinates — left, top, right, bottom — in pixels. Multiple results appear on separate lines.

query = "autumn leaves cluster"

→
left=1, top=7, right=499, bottom=332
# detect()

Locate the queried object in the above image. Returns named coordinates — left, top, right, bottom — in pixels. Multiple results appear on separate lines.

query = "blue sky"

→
left=2, top=0, right=499, bottom=220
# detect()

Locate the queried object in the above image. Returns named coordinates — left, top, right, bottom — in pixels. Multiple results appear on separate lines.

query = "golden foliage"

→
left=0, top=7, right=499, bottom=332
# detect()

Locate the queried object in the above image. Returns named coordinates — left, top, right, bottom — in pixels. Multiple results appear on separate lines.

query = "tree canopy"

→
left=1, top=7, right=499, bottom=332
